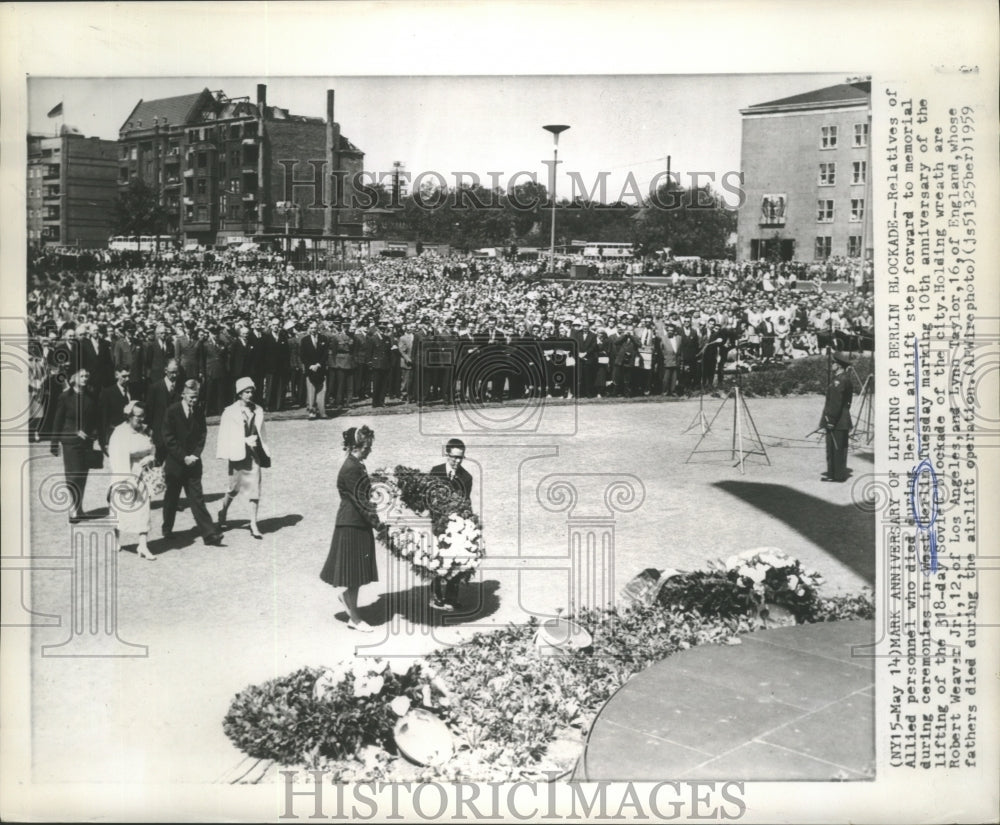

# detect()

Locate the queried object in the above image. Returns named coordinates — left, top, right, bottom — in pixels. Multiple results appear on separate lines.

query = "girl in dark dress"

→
left=319, top=425, right=380, bottom=632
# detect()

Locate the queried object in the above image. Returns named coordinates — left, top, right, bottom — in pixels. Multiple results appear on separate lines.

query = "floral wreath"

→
left=371, top=465, right=485, bottom=582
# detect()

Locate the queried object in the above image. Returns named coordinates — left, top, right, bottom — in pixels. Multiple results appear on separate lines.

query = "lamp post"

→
left=275, top=200, right=299, bottom=262
left=543, top=124, right=569, bottom=277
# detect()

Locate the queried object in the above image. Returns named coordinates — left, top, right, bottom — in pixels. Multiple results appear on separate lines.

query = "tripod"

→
left=850, top=368, right=874, bottom=445
left=686, top=343, right=770, bottom=474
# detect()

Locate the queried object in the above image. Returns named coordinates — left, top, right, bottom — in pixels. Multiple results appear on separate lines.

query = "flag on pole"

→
left=46, top=102, right=63, bottom=118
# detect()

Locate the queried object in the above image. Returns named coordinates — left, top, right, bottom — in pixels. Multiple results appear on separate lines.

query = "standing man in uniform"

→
left=820, top=352, right=854, bottom=482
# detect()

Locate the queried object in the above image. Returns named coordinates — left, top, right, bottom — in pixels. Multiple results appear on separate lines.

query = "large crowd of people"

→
left=26, top=249, right=875, bottom=440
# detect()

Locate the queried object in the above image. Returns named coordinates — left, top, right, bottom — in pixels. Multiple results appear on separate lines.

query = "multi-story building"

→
left=117, top=85, right=364, bottom=246
left=736, top=80, right=872, bottom=262
left=26, top=129, right=119, bottom=247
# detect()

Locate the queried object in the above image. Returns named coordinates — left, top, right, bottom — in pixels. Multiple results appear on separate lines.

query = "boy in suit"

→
left=428, top=438, right=473, bottom=610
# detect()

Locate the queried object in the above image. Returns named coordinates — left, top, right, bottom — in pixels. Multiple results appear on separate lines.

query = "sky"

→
left=28, top=73, right=852, bottom=204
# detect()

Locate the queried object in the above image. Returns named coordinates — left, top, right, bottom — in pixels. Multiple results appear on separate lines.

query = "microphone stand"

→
left=682, top=336, right=722, bottom=435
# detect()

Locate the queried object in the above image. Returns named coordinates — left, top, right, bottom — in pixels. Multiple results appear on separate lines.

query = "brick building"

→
left=736, top=80, right=873, bottom=262
left=117, top=85, right=364, bottom=247
left=26, top=128, right=119, bottom=247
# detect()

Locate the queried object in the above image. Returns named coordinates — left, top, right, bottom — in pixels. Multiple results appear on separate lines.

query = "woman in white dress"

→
left=216, top=376, right=271, bottom=539
left=108, top=400, right=156, bottom=560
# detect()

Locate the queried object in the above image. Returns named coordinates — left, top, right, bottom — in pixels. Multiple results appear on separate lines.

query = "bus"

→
left=582, top=241, right=633, bottom=259
left=108, top=235, right=176, bottom=252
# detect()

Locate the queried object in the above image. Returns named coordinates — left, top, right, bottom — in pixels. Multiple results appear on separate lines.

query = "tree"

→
left=632, top=181, right=736, bottom=259
left=113, top=179, right=169, bottom=237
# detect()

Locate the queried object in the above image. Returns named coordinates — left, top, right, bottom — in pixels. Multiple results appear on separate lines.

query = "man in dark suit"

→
left=367, top=321, right=393, bottom=408
left=146, top=359, right=181, bottom=464
left=612, top=320, right=640, bottom=397
left=228, top=324, right=257, bottom=386
left=98, top=365, right=134, bottom=453
left=572, top=317, right=598, bottom=398
left=820, top=352, right=854, bottom=482
left=145, top=323, right=174, bottom=389
left=259, top=318, right=290, bottom=412
left=197, top=327, right=227, bottom=416
left=428, top=438, right=473, bottom=610
left=173, top=322, right=199, bottom=383
left=678, top=315, right=701, bottom=393
left=50, top=368, right=100, bottom=522
left=299, top=320, right=328, bottom=419
left=161, top=379, right=224, bottom=545
left=79, top=323, right=115, bottom=391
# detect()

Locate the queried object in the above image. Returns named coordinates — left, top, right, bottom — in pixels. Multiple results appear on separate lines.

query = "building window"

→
left=197, top=206, right=208, bottom=222
left=819, top=163, right=836, bottom=186
left=852, top=161, right=867, bottom=184
left=185, top=179, right=193, bottom=196
left=854, top=123, right=869, bottom=147
left=185, top=205, right=194, bottom=220
left=815, top=236, right=832, bottom=260
left=759, top=193, right=786, bottom=226
left=850, top=198, right=865, bottom=222
left=119, top=168, right=129, bottom=183
left=231, top=179, right=240, bottom=194
left=848, top=236, right=863, bottom=257
left=816, top=199, right=834, bottom=222
left=197, top=152, right=207, bottom=169
left=196, top=179, right=207, bottom=195
left=820, top=125, right=838, bottom=149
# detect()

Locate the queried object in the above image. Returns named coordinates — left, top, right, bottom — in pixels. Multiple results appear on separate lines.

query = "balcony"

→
left=183, top=197, right=194, bottom=206
left=43, top=187, right=61, bottom=199
left=241, top=166, right=258, bottom=176
left=164, top=153, right=180, bottom=164
left=164, top=177, right=181, bottom=187
left=241, top=193, right=255, bottom=202
left=183, top=168, right=195, bottom=178
left=43, top=166, right=60, bottom=180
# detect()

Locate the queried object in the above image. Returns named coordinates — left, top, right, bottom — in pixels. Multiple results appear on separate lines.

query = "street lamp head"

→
left=543, top=124, right=570, bottom=144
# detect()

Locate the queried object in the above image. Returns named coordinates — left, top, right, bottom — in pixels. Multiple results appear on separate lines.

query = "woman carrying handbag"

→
left=216, top=377, right=271, bottom=539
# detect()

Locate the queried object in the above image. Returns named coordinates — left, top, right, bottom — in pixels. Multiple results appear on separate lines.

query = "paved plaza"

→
left=17, top=395, right=875, bottom=784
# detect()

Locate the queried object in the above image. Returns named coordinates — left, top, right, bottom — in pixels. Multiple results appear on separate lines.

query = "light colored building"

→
left=736, top=80, right=873, bottom=263
left=26, top=128, right=118, bottom=248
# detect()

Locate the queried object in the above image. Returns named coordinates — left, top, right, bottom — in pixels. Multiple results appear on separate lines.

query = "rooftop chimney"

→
left=257, top=84, right=267, bottom=109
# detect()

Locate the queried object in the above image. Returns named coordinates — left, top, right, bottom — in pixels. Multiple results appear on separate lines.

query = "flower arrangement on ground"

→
left=223, top=657, right=449, bottom=771
left=222, top=550, right=870, bottom=781
left=371, top=465, right=485, bottom=582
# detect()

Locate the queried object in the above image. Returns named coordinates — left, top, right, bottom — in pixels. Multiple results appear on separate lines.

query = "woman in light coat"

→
left=216, top=377, right=271, bottom=539
left=108, top=401, right=157, bottom=559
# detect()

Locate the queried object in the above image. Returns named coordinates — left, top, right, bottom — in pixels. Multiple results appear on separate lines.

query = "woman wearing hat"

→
left=216, top=377, right=271, bottom=539
left=319, top=425, right=381, bottom=632
left=108, top=400, right=157, bottom=559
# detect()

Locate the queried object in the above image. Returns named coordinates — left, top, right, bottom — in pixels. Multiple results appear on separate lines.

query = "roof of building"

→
left=743, top=81, right=871, bottom=114
left=119, top=89, right=215, bottom=134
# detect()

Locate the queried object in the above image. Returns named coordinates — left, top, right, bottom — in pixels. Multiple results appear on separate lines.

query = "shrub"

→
left=710, top=353, right=873, bottom=398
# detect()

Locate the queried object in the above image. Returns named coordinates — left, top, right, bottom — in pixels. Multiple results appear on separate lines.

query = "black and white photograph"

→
left=1, top=3, right=997, bottom=823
